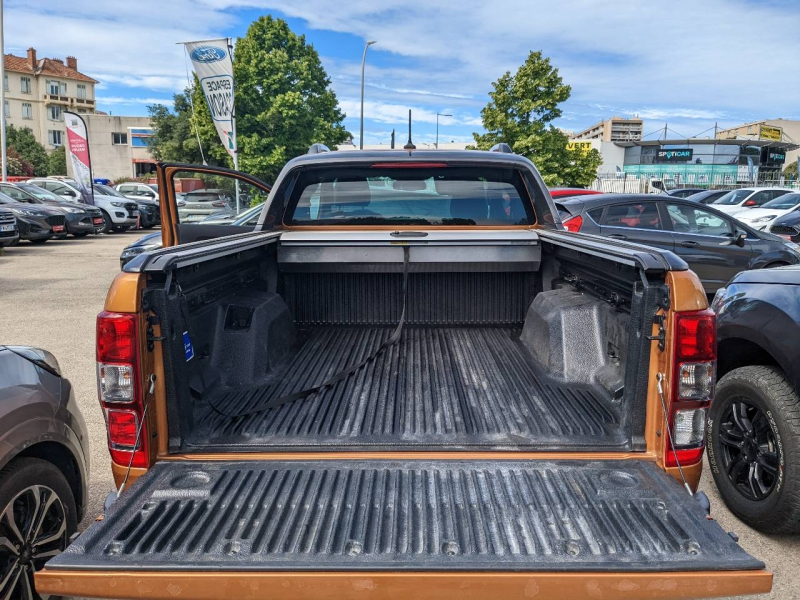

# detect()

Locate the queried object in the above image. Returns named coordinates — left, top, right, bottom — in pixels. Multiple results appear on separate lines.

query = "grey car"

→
left=557, top=193, right=800, bottom=294
left=0, top=345, right=89, bottom=599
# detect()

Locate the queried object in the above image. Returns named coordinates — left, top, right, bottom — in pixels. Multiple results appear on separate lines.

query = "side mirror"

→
left=720, top=231, right=747, bottom=247
left=62, top=190, right=76, bottom=197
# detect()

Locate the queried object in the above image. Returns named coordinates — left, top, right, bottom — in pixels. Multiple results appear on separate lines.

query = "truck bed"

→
left=187, top=326, right=625, bottom=452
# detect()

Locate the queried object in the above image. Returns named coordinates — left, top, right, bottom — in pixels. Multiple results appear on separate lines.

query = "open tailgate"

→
left=37, top=459, right=771, bottom=599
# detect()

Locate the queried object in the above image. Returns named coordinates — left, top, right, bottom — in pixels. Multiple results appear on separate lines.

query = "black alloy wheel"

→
left=718, top=398, right=780, bottom=501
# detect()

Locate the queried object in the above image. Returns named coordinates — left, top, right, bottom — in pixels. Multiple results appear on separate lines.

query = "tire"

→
left=706, top=365, right=800, bottom=533
left=98, top=210, right=113, bottom=234
left=0, top=457, right=77, bottom=600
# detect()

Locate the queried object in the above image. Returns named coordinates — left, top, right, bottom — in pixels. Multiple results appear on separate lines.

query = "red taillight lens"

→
left=666, top=309, right=716, bottom=468
left=562, top=214, right=583, bottom=232
left=97, top=310, right=149, bottom=469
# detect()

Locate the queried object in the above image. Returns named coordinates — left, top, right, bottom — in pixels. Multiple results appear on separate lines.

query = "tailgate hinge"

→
left=145, top=314, right=166, bottom=351
left=646, top=314, right=666, bottom=351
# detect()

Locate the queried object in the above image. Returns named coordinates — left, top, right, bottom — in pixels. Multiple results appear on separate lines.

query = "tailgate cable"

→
left=656, top=372, right=694, bottom=496
left=104, top=373, right=156, bottom=510
left=204, top=246, right=411, bottom=419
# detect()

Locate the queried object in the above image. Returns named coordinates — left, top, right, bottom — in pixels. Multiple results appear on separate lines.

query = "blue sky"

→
left=6, top=1, right=800, bottom=149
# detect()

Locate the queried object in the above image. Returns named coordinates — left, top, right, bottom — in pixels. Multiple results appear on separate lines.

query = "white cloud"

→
left=95, top=96, right=172, bottom=106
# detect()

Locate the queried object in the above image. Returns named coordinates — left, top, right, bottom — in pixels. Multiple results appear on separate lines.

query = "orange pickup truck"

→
left=37, top=148, right=771, bottom=599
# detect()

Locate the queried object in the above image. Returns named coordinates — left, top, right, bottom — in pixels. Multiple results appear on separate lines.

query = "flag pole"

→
left=227, top=37, right=240, bottom=214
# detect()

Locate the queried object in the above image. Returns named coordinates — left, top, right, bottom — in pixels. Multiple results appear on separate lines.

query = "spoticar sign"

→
left=190, top=46, right=227, bottom=63
left=656, top=148, right=693, bottom=163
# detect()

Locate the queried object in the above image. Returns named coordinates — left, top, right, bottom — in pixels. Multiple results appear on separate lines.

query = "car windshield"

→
left=17, top=183, right=63, bottom=201
left=714, top=189, right=753, bottom=205
left=94, top=184, right=127, bottom=198
left=0, top=185, right=41, bottom=203
left=761, top=193, right=800, bottom=210
left=286, top=165, right=534, bottom=226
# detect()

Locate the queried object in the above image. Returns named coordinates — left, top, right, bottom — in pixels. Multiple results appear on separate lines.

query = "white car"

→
left=711, top=187, right=793, bottom=216
left=27, top=178, right=139, bottom=233
left=735, top=192, right=800, bottom=231
left=116, top=182, right=159, bottom=202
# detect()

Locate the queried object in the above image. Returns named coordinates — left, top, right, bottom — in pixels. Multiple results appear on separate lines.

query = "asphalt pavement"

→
left=0, top=231, right=797, bottom=600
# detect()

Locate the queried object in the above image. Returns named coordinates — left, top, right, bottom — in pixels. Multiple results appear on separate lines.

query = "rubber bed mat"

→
left=50, top=459, right=763, bottom=572
left=189, top=327, right=626, bottom=451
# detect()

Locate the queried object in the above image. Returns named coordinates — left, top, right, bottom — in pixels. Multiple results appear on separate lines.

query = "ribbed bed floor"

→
left=188, top=327, right=625, bottom=451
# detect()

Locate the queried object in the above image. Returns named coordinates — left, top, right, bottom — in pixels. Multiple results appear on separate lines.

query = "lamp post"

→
left=359, top=40, right=376, bottom=150
left=436, top=113, right=452, bottom=149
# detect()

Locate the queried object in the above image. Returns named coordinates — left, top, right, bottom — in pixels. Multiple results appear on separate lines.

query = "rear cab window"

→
left=283, top=165, right=536, bottom=226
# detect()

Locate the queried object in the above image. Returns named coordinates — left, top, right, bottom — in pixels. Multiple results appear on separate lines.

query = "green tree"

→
left=783, top=160, right=798, bottom=180
left=147, top=85, right=214, bottom=165
left=6, top=125, right=48, bottom=176
left=47, top=145, right=67, bottom=176
left=472, top=51, right=602, bottom=187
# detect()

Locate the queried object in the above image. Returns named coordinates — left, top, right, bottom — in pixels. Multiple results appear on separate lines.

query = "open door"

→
left=157, top=163, right=273, bottom=248
left=37, top=459, right=771, bottom=599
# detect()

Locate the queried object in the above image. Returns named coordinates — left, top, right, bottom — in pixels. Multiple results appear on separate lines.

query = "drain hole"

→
left=223, top=541, right=241, bottom=556
left=564, top=541, right=581, bottom=556
left=346, top=541, right=362, bottom=556
left=105, top=541, right=123, bottom=556
left=685, top=542, right=701, bottom=556
left=442, top=541, right=459, bottom=556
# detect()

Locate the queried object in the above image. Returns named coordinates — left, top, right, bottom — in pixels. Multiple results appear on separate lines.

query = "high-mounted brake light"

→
left=370, top=162, right=448, bottom=169
left=666, top=309, right=716, bottom=468
left=97, top=311, right=149, bottom=468
left=562, top=214, right=583, bottom=233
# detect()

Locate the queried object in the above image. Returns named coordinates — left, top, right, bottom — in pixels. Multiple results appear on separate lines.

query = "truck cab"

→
left=37, top=148, right=771, bottom=599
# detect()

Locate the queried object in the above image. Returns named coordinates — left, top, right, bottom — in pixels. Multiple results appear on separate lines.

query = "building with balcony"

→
left=573, top=116, right=643, bottom=142
left=3, top=48, right=97, bottom=149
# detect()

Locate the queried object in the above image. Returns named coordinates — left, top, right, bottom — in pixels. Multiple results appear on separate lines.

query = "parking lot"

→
left=0, top=231, right=798, bottom=599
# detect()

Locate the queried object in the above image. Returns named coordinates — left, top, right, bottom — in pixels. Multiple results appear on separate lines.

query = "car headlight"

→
left=121, top=243, right=160, bottom=259
left=13, top=208, right=42, bottom=217
left=62, top=206, right=85, bottom=214
left=750, top=215, right=776, bottom=223
left=111, top=201, right=126, bottom=207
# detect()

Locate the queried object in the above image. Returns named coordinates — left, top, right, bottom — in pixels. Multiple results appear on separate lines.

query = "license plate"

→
left=52, top=225, right=65, bottom=233
left=93, top=217, right=104, bottom=225
left=0, top=224, right=13, bottom=232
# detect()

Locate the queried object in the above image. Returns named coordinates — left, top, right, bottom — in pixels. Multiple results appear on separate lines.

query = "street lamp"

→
left=436, top=113, right=452, bottom=149
left=359, top=40, right=376, bottom=150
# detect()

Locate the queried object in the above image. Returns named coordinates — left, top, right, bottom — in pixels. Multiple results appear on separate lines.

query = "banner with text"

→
left=184, top=39, right=236, bottom=160
left=63, top=111, right=94, bottom=205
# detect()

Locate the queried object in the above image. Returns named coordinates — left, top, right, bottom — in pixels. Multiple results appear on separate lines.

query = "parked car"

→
left=0, top=182, right=103, bottom=237
left=548, top=187, right=602, bottom=199
left=557, top=193, right=800, bottom=294
left=118, top=203, right=265, bottom=268
left=27, top=178, right=138, bottom=233
left=95, top=184, right=160, bottom=229
left=0, top=207, right=19, bottom=247
left=684, top=189, right=730, bottom=205
left=735, top=192, right=800, bottom=231
left=177, top=188, right=236, bottom=222
left=770, top=209, right=800, bottom=242
left=709, top=266, right=800, bottom=533
left=0, top=192, right=64, bottom=243
left=0, top=345, right=89, bottom=598
left=711, top=187, right=792, bottom=216
left=38, top=149, right=771, bottom=599
left=664, top=187, right=706, bottom=198
left=115, top=182, right=158, bottom=202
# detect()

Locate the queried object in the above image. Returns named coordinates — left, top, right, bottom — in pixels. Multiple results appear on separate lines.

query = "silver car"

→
left=177, top=189, right=235, bottom=222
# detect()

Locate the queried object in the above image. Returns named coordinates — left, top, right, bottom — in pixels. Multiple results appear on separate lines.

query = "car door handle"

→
left=680, top=241, right=700, bottom=248
left=607, top=234, right=628, bottom=240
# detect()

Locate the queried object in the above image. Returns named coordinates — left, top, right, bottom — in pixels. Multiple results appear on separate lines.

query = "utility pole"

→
left=359, top=40, right=376, bottom=150
left=0, top=0, right=6, bottom=181
left=436, top=113, right=452, bottom=149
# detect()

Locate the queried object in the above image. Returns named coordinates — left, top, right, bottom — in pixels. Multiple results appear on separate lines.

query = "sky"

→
left=6, top=0, right=800, bottom=148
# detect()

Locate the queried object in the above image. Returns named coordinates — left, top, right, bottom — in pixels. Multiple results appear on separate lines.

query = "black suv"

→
left=708, top=266, right=800, bottom=533
left=558, top=193, right=800, bottom=294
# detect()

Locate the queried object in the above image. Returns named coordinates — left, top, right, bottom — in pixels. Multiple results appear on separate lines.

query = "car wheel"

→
left=99, top=211, right=113, bottom=234
left=707, top=365, right=800, bottom=533
left=0, top=457, right=77, bottom=600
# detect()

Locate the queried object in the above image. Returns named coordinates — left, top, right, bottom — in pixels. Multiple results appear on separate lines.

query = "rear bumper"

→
left=36, top=568, right=773, bottom=600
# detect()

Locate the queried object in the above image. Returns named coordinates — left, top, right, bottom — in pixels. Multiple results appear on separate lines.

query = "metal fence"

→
left=590, top=173, right=800, bottom=194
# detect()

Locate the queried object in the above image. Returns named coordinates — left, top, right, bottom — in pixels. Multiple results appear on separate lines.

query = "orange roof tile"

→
left=4, top=53, right=98, bottom=83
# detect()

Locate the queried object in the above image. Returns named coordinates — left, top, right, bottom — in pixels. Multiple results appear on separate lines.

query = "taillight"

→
left=97, top=311, right=149, bottom=468
left=562, top=214, right=583, bottom=232
left=666, top=309, right=716, bottom=467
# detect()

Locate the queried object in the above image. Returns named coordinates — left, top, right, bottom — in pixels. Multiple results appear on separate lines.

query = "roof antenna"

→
left=404, top=109, right=416, bottom=151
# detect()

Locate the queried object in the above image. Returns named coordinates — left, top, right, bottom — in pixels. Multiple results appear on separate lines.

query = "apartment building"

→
left=4, top=48, right=97, bottom=149
left=573, top=116, right=643, bottom=142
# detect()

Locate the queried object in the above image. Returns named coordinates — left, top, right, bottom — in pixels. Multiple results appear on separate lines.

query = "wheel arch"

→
left=717, top=337, right=780, bottom=382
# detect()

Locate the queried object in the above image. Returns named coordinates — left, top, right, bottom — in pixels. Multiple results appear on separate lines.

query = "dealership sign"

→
left=63, top=111, right=94, bottom=205
left=184, top=39, right=236, bottom=160
left=656, top=148, right=693, bottom=162
left=759, top=125, right=782, bottom=142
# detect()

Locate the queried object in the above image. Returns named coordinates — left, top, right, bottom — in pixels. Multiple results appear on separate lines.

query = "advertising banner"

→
left=184, top=39, right=236, bottom=160
left=63, top=111, right=94, bottom=205
left=567, top=140, right=595, bottom=154
left=655, top=148, right=693, bottom=163
left=759, top=125, right=782, bottom=142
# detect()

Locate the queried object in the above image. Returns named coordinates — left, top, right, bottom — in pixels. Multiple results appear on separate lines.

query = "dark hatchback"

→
left=0, top=192, right=65, bottom=243
left=0, top=207, right=18, bottom=246
left=1, top=183, right=103, bottom=237
left=558, top=193, right=800, bottom=294
left=770, top=209, right=800, bottom=243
